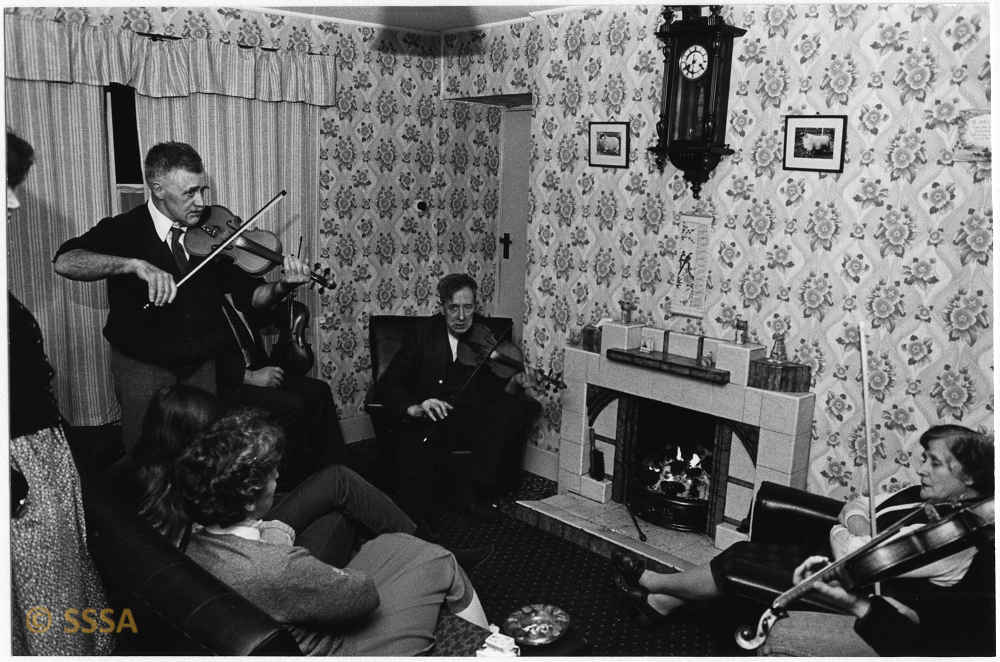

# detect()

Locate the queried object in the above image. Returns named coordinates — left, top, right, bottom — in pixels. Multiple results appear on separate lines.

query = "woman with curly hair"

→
left=171, top=407, right=489, bottom=655
left=125, top=385, right=420, bottom=569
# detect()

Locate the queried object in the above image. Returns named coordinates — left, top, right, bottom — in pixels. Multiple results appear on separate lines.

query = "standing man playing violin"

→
left=377, top=273, right=530, bottom=531
left=53, top=142, right=311, bottom=453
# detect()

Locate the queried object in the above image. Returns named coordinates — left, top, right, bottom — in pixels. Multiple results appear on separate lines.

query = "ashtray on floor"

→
left=502, top=604, right=570, bottom=646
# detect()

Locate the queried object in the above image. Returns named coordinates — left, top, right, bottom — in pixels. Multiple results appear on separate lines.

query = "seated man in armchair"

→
left=376, top=273, right=530, bottom=529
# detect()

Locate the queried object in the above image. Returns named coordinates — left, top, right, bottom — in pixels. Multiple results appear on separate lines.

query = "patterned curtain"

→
left=5, top=78, right=118, bottom=426
left=135, top=93, right=322, bottom=365
left=4, top=12, right=336, bottom=106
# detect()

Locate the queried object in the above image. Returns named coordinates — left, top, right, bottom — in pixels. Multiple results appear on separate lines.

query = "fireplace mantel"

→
left=560, top=322, right=816, bottom=550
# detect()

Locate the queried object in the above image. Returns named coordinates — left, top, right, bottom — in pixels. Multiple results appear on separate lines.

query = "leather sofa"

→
left=69, top=427, right=491, bottom=655
left=364, top=314, right=542, bottom=496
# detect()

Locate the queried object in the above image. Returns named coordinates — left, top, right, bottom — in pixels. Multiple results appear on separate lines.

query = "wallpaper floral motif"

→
left=443, top=5, right=992, bottom=501
left=313, top=26, right=505, bottom=410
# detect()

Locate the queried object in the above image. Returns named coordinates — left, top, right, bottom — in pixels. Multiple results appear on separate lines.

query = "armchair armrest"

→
left=750, top=481, right=843, bottom=548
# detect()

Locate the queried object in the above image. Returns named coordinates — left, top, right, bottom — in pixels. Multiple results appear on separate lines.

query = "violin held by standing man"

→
left=53, top=141, right=312, bottom=453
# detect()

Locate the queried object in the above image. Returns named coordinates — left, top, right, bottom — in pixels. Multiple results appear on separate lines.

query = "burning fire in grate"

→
left=639, top=445, right=711, bottom=500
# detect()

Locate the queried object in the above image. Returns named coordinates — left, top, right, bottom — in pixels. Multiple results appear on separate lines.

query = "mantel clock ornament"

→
left=648, top=6, right=746, bottom=199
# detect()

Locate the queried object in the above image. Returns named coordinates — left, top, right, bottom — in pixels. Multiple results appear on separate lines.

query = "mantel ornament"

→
left=648, top=5, right=746, bottom=199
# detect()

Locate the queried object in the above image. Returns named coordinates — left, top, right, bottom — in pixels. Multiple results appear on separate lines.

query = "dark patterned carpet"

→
left=347, top=441, right=757, bottom=656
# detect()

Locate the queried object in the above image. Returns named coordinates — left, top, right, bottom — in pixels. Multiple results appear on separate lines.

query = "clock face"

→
left=680, top=44, right=708, bottom=80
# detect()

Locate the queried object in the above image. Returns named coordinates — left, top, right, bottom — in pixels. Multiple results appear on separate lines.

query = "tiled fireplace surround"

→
left=555, top=322, right=816, bottom=552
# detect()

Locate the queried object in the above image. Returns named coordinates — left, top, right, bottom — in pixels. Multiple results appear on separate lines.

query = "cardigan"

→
left=54, top=203, right=261, bottom=374
left=8, top=292, right=61, bottom=438
left=183, top=529, right=379, bottom=656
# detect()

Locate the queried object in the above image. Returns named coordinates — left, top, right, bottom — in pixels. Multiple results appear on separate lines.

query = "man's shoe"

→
left=611, top=548, right=646, bottom=585
left=613, top=572, right=667, bottom=629
left=462, top=501, right=504, bottom=524
left=452, top=544, right=494, bottom=571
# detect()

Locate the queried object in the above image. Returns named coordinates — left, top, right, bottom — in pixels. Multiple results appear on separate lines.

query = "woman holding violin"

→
left=612, top=425, right=994, bottom=655
left=54, top=141, right=312, bottom=452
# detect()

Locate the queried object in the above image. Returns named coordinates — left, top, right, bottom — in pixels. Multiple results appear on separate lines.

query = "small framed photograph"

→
left=782, top=115, right=847, bottom=173
left=588, top=121, right=630, bottom=168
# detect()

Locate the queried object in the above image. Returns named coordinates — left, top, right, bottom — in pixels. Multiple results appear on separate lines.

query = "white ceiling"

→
left=271, top=5, right=561, bottom=33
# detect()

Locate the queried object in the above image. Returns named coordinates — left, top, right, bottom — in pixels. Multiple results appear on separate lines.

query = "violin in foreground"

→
left=735, top=495, right=994, bottom=650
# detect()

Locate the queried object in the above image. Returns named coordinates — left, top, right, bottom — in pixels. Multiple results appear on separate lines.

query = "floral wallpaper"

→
left=313, top=27, right=505, bottom=412
left=443, top=5, right=993, bottom=501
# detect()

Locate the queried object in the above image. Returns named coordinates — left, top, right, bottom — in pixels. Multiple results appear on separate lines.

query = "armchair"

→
left=364, top=315, right=542, bottom=497
left=725, top=480, right=844, bottom=611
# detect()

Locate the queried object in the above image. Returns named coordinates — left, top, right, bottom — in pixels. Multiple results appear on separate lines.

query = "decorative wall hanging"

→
left=648, top=6, right=745, bottom=199
left=670, top=213, right=711, bottom=318
left=952, top=110, right=991, bottom=162
left=588, top=121, right=630, bottom=168
left=782, top=115, right=847, bottom=173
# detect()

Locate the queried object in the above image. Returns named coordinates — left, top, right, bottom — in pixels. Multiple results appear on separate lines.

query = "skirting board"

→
left=522, top=443, right=558, bottom=482
left=345, top=415, right=559, bottom=482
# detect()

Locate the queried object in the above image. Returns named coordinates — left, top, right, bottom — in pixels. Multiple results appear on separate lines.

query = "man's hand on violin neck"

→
left=279, top=255, right=311, bottom=286
left=408, top=398, right=453, bottom=421
left=136, top=260, right=178, bottom=306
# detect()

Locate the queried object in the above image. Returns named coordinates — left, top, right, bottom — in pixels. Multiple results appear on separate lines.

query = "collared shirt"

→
left=447, top=332, right=459, bottom=361
left=148, top=198, right=190, bottom=260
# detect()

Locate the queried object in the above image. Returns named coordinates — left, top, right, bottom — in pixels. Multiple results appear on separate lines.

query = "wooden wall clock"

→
left=648, top=6, right=746, bottom=199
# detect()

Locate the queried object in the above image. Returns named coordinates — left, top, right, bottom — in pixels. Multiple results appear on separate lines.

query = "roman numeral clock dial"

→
left=680, top=44, right=708, bottom=79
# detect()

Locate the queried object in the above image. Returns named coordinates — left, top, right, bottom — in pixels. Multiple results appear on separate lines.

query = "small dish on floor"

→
left=503, top=604, right=570, bottom=646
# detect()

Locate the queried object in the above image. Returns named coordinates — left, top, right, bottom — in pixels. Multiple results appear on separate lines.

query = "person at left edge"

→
left=53, top=141, right=311, bottom=453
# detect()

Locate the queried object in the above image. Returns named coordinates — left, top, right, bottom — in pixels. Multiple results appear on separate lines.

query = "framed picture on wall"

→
left=782, top=115, right=847, bottom=173
left=588, top=122, right=630, bottom=168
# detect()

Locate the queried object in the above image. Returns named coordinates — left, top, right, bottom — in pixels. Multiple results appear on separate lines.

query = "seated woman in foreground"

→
left=171, top=407, right=489, bottom=655
left=125, top=385, right=414, bottom=567
left=612, top=425, right=993, bottom=655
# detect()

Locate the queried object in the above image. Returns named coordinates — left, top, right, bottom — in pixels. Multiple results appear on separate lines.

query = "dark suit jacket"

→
left=375, top=315, right=507, bottom=419
left=54, top=203, right=261, bottom=371
left=217, top=303, right=274, bottom=383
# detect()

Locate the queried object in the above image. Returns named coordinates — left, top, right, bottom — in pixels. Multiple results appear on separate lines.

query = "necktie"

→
left=170, top=226, right=189, bottom=275
left=221, top=296, right=261, bottom=370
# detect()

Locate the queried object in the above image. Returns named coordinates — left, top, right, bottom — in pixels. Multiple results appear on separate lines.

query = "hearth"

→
left=560, top=325, right=816, bottom=551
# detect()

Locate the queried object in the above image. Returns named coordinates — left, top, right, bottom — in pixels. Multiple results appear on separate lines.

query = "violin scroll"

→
left=735, top=608, right=785, bottom=650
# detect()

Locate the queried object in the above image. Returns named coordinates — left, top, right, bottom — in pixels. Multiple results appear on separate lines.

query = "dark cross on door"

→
left=499, top=233, right=512, bottom=259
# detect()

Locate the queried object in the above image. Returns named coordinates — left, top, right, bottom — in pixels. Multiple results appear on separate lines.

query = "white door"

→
left=496, top=108, right=531, bottom=345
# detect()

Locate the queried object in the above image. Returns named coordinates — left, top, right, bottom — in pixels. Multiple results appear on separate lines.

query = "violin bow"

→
left=175, top=190, right=287, bottom=288
left=858, top=320, right=880, bottom=595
